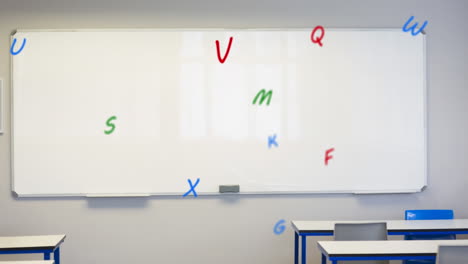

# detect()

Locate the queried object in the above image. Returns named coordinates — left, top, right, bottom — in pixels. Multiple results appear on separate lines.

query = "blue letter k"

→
left=268, top=134, right=279, bottom=149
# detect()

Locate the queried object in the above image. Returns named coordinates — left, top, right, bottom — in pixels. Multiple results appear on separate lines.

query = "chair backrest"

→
left=436, top=245, right=468, bottom=264
left=406, top=210, right=454, bottom=220
left=334, top=222, right=388, bottom=241
left=404, top=210, right=456, bottom=242
left=334, top=222, right=389, bottom=264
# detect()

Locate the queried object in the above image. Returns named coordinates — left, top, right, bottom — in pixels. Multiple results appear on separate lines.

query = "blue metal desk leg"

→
left=301, top=235, right=306, bottom=264
left=321, top=253, right=326, bottom=264
left=294, top=232, right=298, bottom=264
left=54, top=247, right=61, bottom=264
left=44, top=252, right=51, bottom=260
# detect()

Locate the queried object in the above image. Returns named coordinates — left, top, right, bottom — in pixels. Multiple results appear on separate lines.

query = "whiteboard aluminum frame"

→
left=0, top=79, right=3, bottom=134
left=10, top=28, right=428, bottom=197
left=10, top=34, right=15, bottom=194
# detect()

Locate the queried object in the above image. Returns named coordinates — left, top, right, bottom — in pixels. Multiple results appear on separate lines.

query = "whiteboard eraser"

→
left=219, top=185, right=240, bottom=193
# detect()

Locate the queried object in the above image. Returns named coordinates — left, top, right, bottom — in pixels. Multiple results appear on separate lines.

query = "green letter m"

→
left=252, top=89, right=273, bottom=106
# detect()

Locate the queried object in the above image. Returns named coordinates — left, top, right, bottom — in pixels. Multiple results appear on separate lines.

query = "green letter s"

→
left=104, top=116, right=117, bottom=135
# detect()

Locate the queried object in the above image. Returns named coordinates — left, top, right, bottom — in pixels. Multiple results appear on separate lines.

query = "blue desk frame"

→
left=294, top=229, right=468, bottom=264
left=320, top=252, right=435, bottom=264
left=0, top=244, right=62, bottom=264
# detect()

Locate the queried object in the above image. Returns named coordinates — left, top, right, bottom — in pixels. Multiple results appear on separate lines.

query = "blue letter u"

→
left=10, top=38, right=27, bottom=55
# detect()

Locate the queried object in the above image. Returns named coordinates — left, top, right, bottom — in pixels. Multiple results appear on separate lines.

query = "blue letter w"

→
left=402, top=16, right=428, bottom=36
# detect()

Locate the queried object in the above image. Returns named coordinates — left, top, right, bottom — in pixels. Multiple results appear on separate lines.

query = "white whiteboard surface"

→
left=11, top=29, right=426, bottom=197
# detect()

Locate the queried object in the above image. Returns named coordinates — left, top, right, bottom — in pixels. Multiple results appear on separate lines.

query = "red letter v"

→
left=215, top=36, right=233, bottom=64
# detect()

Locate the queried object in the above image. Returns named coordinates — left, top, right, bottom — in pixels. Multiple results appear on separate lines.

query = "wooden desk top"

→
left=318, top=239, right=468, bottom=257
left=0, top=235, right=66, bottom=252
left=0, top=261, right=54, bottom=264
left=292, top=219, right=468, bottom=233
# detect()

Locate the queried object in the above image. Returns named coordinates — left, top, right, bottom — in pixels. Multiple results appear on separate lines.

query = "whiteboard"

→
left=11, top=29, right=426, bottom=197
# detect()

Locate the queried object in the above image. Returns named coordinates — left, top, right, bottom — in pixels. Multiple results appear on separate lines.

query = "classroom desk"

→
left=292, top=219, right=468, bottom=264
left=0, top=260, right=54, bottom=264
left=0, top=235, right=65, bottom=264
left=317, top=239, right=468, bottom=264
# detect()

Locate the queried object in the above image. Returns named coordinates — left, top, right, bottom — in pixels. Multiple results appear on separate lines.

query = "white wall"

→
left=0, top=0, right=467, bottom=263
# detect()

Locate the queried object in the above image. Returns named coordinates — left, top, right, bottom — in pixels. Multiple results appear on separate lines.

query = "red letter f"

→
left=325, top=148, right=335, bottom=166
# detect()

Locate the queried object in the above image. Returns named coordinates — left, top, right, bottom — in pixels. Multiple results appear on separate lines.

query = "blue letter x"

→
left=183, top=178, right=200, bottom=197
left=268, top=134, right=279, bottom=148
